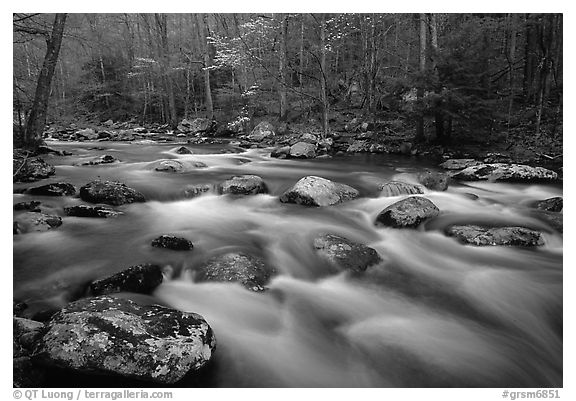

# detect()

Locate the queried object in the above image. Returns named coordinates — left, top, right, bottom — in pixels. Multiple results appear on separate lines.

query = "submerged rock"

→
left=196, top=252, right=275, bottom=291
left=79, top=154, right=119, bottom=166
left=28, top=182, right=76, bottom=196
left=14, top=212, right=62, bottom=234
left=35, top=296, right=216, bottom=384
left=271, top=146, right=291, bottom=159
left=452, top=163, right=558, bottom=182
left=535, top=197, right=563, bottom=212
left=13, top=151, right=55, bottom=183
left=279, top=176, right=359, bottom=207
left=313, top=234, right=382, bottom=273
left=289, top=142, right=316, bottom=159
left=446, top=225, right=544, bottom=247
left=417, top=171, right=449, bottom=191
left=14, top=317, right=44, bottom=357
left=80, top=180, right=145, bottom=206
left=152, top=159, right=185, bottom=173
left=151, top=235, right=194, bottom=251
left=529, top=211, right=563, bottom=233
left=375, top=196, right=440, bottom=228
left=378, top=181, right=424, bottom=197
left=175, top=146, right=193, bottom=154
left=14, top=201, right=41, bottom=212
left=218, top=175, right=268, bottom=195
left=183, top=184, right=212, bottom=198
left=90, top=264, right=164, bottom=296
left=64, top=205, right=121, bottom=218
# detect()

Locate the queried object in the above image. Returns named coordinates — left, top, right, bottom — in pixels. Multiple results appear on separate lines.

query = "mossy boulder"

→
left=375, top=196, right=440, bottom=228
left=34, top=296, right=216, bottom=384
left=446, top=225, right=544, bottom=247
left=79, top=180, right=145, bottom=206
left=280, top=176, right=359, bottom=207
left=313, top=234, right=382, bottom=273
left=90, top=264, right=164, bottom=296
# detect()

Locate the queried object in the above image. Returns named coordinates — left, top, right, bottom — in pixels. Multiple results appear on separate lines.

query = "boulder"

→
left=14, top=201, right=41, bottom=212
left=417, top=171, right=449, bottom=191
left=183, top=184, right=212, bottom=198
left=271, top=146, right=291, bottom=159
left=64, top=205, right=121, bottom=218
left=347, top=140, right=370, bottom=153
left=248, top=121, right=275, bottom=141
left=375, top=196, right=440, bottom=228
left=80, top=180, right=145, bottom=206
left=196, top=252, right=275, bottom=291
left=151, top=235, right=194, bottom=251
left=289, top=142, right=316, bottom=159
left=35, top=296, right=215, bottom=384
left=80, top=154, right=119, bottom=166
left=152, top=159, right=185, bottom=173
left=452, top=163, right=558, bottom=182
left=75, top=128, right=98, bottom=140
left=446, top=225, right=544, bottom=247
left=14, top=317, right=44, bottom=357
left=439, top=159, right=481, bottom=170
left=378, top=181, right=425, bottom=197
left=300, top=133, right=318, bottom=143
left=535, top=197, right=563, bottom=212
left=175, top=146, right=193, bottom=154
left=90, top=264, right=164, bottom=296
left=218, top=175, right=268, bottom=195
left=280, top=176, right=359, bottom=207
left=13, top=150, right=55, bottom=182
left=14, top=212, right=62, bottom=234
left=313, top=234, right=382, bottom=273
left=28, top=182, right=76, bottom=197
left=188, top=118, right=213, bottom=134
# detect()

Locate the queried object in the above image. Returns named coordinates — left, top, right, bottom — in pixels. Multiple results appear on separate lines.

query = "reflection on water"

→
left=13, top=141, right=562, bottom=387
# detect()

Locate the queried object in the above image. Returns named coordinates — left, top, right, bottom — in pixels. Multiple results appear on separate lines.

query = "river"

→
left=13, top=141, right=563, bottom=387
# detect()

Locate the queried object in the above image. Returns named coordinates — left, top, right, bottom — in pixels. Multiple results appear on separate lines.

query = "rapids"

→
left=13, top=141, right=563, bottom=387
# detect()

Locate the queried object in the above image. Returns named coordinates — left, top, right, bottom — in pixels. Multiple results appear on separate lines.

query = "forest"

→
left=13, top=13, right=563, bottom=163
left=13, top=13, right=563, bottom=389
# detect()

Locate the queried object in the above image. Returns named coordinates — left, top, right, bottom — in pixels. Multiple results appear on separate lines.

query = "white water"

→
left=13, top=141, right=562, bottom=387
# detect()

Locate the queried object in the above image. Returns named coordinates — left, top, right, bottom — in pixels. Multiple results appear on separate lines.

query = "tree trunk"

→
left=278, top=14, right=288, bottom=121
left=23, top=13, right=67, bottom=149
left=429, top=13, right=444, bottom=142
left=320, top=14, right=329, bottom=138
left=415, top=13, right=426, bottom=143
left=299, top=16, right=305, bottom=87
left=196, top=13, right=214, bottom=120
left=154, top=14, right=177, bottom=126
left=506, top=13, right=518, bottom=135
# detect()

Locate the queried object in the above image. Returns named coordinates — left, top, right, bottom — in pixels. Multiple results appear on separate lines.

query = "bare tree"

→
left=22, top=13, right=67, bottom=149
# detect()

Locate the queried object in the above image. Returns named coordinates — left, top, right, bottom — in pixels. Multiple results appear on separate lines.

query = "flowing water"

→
left=13, top=140, right=563, bottom=388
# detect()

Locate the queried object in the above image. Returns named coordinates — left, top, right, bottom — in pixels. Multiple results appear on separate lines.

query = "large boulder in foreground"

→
left=90, top=264, right=164, bottom=296
left=378, top=181, right=424, bottom=197
left=80, top=180, right=145, bottom=206
left=13, top=150, right=55, bottom=183
left=280, top=176, right=359, bottom=207
left=248, top=121, right=275, bottom=141
left=195, top=252, right=275, bottom=292
left=35, top=296, right=215, bottom=384
left=289, top=142, right=316, bottom=159
left=375, top=196, right=440, bottom=228
left=313, top=234, right=382, bottom=273
left=218, top=175, right=268, bottom=195
left=28, top=182, right=76, bottom=196
left=452, top=163, right=558, bottom=182
left=446, top=225, right=544, bottom=247
left=14, top=212, right=62, bottom=234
